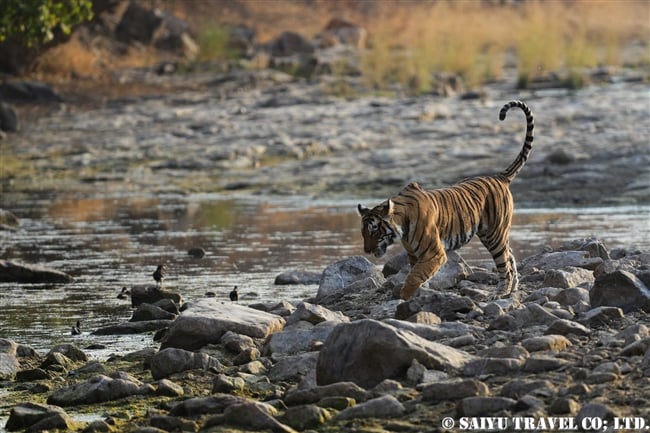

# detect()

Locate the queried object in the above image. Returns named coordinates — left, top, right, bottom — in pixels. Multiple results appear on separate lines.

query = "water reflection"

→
left=1, top=193, right=649, bottom=356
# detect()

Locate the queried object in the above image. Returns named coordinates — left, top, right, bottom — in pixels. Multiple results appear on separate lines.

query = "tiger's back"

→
left=358, top=100, right=534, bottom=300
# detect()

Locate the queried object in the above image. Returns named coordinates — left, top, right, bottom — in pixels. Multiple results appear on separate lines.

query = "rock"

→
left=559, top=238, right=610, bottom=260
left=316, top=256, right=380, bottom=300
left=579, top=306, right=624, bottom=326
left=521, top=335, right=572, bottom=352
left=130, top=303, right=176, bottom=321
left=264, top=321, right=338, bottom=355
left=383, top=319, right=482, bottom=341
left=212, top=374, right=246, bottom=394
left=489, top=303, right=562, bottom=330
left=150, top=347, right=223, bottom=380
left=47, top=373, right=150, bottom=406
left=268, top=352, right=319, bottom=382
left=549, top=397, right=580, bottom=415
left=551, top=287, right=590, bottom=306
left=156, top=379, right=184, bottom=397
left=619, top=337, right=650, bottom=357
left=590, top=270, right=650, bottom=312
left=221, top=331, right=256, bottom=354
left=0, top=339, right=19, bottom=380
left=545, top=319, right=590, bottom=336
left=478, top=345, right=530, bottom=361
left=334, top=395, right=405, bottom=421
left=576, top=403, right=619, bottom=423
left=93, top=320, right=173, bottom=335
left=543, top=267, right=595, bottom=288
left=169, top=394, right=248, bottom=417
left=0, top=260, right=73, bottom=283
left=457, top=396, right=517, bottom=416
left=150, top=415, right=197, bottom=433
left=463, top=358, right=523, bottom=376
left=421, top=379, right=490, bottom=401
left=282, top=404, right=333, bottom=430
left=0, top=81, right=64, bottom=102
left=0, top=102, right=18, bottom=133
left=522, top=355, right=569, bottom=372
left=501, top=379, right=555, bottom=399
left=269, top=31, right=315, bottom=57
left=284, top=382, right=369, bottom=406
left=223, top=401, right=296, bottom=433
left=160, top=299, right=285, bottom=351
left=5, top=402, right=78, bottom=432
left=187, top=247, right=205, bottom=258
left=130, top=286, right=182, bottom=308
left=316, top=319, right=475, bottom=388
left=520, top=251, right=603, bottom=272
left=41, top=351, right=76, bottom=371
left=395, top=291, right=477, bottom=321
left=285, top=302, right=349, bottom=325
left=274, top=270, right=321, bottom=285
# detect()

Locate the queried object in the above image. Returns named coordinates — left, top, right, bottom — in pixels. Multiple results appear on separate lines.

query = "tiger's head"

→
left=357, top=200, right=400, bottom=258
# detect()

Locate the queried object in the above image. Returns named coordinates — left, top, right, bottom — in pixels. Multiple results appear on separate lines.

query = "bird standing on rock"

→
left=117, top=287, right=130, bottom=299
left=153, top=265, right=165, bottom=288
left=229, top=286, right=239, bottom=302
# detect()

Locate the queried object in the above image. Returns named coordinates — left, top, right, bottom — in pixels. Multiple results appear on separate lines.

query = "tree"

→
left=0, top=0, right=93, bottom=47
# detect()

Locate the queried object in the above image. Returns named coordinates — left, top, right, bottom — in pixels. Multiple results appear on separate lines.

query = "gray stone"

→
left=383, top=319, right=481, bottom=342
left=150, top=348, right=223, bottom=379
left=221, top=331, right=256, bottom=354
left=130, top=302, right=176, bottom=322
left=282, top=404, right=333, bottom=430
left=522, top=355, right=569, bottom=372
left=545, top=319, right=590, bottom=336
left=421, top=379, right=490, bottom=401
left=334, top=394, right=405, bottom=421
left=5, top=402, right=77, bottom=432
left=130, top=285, right=183, bottom=308
left=316, top=319, right=475, bottom=388
left=551, top=287, right=590, bottom=306
left=0, top=339, right=19, bottom=380
left=520, top=251, right=603, bottom=272
left=92, top=320, right=174, bottom=335
left=501, top=379, right=555, bottom=399
left=169, top=394, right=248, bottom=417
left=284, top=382, right=369, bottom=406
left=156, top=378, right=184, bottom=397
left=579, top=306, right=624, bottom=326
left=521, top=335, right=572, bottom=352
left=478, top=345, right=529, bottom=361
left=457, top=396, right=516, bottom=416
left=576, top=403, right=619, bottom=423
left=223, top=401, right=296, bottom=433
left=285, top=302, right=349, bottom=325
left=160, top=299, right=285, bottom=350
left=463, top=358, right=523, bottom=376
left=212, top=374, right=246, bottom=394
left=543, top=267, right=594, bottom=289
left=316, top=256, right=378, bottom=300
left=264, top=320, right=338, bottom=355
left=590, top=270, right=650, bottom=312
left=0, top=260, right=73, bottom=283
left=489, top=303, right=561, bottom=330
left=268, top=352, right=318, bottom=382
left=275, top=270, right=321, bottom=285
left=47, top=373, right=149, bottom=406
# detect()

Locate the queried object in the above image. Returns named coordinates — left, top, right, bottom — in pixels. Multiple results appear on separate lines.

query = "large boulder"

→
left=316, top=256, right=380, bottom=300
left=0, top=339, right=19, bottom=380
left=47, top=373, right=150, bottom=406
left=5, top=403, right=78, bottom=432
left=590, top=270, right=650, bottom=313
left=316, top=319, right=475, bottom=388
left=160, top=299, right=285, bottom=351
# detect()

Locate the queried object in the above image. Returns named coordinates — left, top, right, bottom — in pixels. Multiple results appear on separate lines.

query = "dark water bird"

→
left=153, top=265, right=165, bottom=288
left=229, top=286, right=239, bottom=302
left=71, top=320, right=81, bottom=335
left=117, top=286, right=130, bottom=300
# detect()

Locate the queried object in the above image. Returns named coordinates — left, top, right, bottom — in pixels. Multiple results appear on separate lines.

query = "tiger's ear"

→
left=378, top=200, right=394, bottom=217
left=357, top=204, right=370, bottom=216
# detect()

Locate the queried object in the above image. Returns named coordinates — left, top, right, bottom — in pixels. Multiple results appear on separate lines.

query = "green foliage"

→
left=0, top=0, right=93, bottom=47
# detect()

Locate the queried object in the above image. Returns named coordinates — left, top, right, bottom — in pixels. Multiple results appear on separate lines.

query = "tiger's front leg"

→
left=400, top=248, right=447, bottom=300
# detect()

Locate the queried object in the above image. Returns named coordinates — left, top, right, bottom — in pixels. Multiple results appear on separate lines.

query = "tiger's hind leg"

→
left=478, top=233, right=518, bottom=298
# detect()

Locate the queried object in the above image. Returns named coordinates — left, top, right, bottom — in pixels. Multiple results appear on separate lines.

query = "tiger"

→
left=357, top=100, right=534, bottom=300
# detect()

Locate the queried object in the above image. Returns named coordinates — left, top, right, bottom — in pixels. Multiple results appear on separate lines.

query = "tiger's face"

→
left=357, top=201, right=399, bottom=258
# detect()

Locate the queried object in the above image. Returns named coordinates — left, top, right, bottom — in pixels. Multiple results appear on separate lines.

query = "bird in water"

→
left=117, top=287, right=130, bottom=300
left=229, top=286, right=239, bottom=302
left=71, top=320, right=81, bottom=335
left=153, top=265, right=165, bottom=288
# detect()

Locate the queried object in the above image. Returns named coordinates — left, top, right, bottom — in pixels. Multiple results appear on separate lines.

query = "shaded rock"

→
left=40, top=351, right=76, bottom=371
left=457, top=396, right=516, bottom=416
left=619, top=337, right=650, bottom=357
left=522, top=355, right=569, bottom=372
left=463, top=358, right=523, bottom=376
left=48, top=344, right=88, bottom=362
left=0, top=102, right=18, bottom=133
left=478, top=345, right=530, bottom=361
left=0, top=260, right=73, bottom=283
left=590, top=270, right=650, bottom=313
left=285, top=302, right=349, bottom=325
left=47, top=373, right=149, bottom=406
left=269, top=31, right=315, bottom=57
left=284, top=381, right=369, bottom=406
left=316, top=319, right=475, bottom=388
left=221, top=331, right=256, bottom=354
left=156, top=378, right=184, bottom=397
left=421, top=379, right=490, bottom=401
left=551, top=287, right=590, bottom=306
left=0, top=81, right=64, bottom=103
left=489, top=303, right=562, bottom=330
left=187, top=247, right=205, bottom=258
left=16, top=368, right=52, bottom=382
left=150, top=415, right=197, bottom=433
left=395, top=291, right=476, bottom=321
left=150, top=347, right=223, bottom=380
left=521, top=335, right=572, bottom=352
left=579, top=306, right=624, bottom=326
left=0, top=208, right=19, bottom=230
left=383, top=319, right=482, bottom=342
left=223, top=401, right=296, bottom=433
left=130, top=285, right=182, bottom=307
left=0, top=339, right=19, bottom=380
left=5, top=402, right=77, bottom=432
left=334, top=394, right=405, bottom=421
left=212, top=374, right=246, bottom=394
left=160, top=299, right=285, bottom=351
left=275, top=270, right=321, bottom=285
left=501, top=379, right=555, bottom=399
left=93, top=320, right=173, bottom=335
left=130, top=303, right=176, bottom=322
left=576, top=403, right=619, bottom=423
left=268, top=352, right=318, bottom=382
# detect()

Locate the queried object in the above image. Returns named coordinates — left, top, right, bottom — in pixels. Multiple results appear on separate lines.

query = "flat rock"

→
left=333, top=394, right=405, bottom=421
left=284, top=381, right=370, bottom=406
left=275, top=270, right=321, bottom=285
left=457, top=396, right=517, bottom=416
left=150, top=347, right=224, bottom=380
left=93, top=320, right=173, bottom=335
left=130, top=285, right=183, bottom=307
left=543, top=266, right=595, bottom=289
left=160, top=299, right=285, bottom=351
left=521, top=335, right=572, bottom=352
left=5, top=402, right=78, bottom=432
left=264, top=321, right=338, bottom=355
left=316, top=319, right=475, bottom=388
left=47, top=373, right=150, bottom=406
left=285, top=302, right=349, bottom=325
left=520, top=251, right=603, bottom=272
left=545, top=319, right=590, bottom=336
left=421, top=379, right=490, bottom=401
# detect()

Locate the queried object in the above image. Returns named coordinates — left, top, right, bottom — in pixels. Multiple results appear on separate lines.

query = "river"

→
left=1, top=191, right=648, bottom=358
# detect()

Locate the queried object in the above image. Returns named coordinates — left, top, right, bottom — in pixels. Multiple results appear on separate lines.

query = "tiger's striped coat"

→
left=358, top=100, right=534, bottom=300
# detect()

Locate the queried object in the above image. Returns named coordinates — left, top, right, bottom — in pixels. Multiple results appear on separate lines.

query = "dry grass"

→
left=31, top=0, right=650, bottom=89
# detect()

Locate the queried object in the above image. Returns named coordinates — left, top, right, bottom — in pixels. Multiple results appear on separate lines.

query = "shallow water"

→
left=1, top=192, right=649, bottom=359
